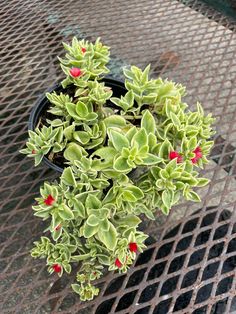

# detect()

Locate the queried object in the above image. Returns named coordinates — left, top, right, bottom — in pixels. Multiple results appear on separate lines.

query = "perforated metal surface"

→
left=1, top=0, right=236, bottom=313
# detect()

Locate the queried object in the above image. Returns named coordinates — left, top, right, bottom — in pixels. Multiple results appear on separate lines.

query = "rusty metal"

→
left=1, top=0, right=236, bottom=313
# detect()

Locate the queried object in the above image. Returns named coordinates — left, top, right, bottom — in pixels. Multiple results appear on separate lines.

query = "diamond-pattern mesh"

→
left=0, top=0, right=236, bottom=313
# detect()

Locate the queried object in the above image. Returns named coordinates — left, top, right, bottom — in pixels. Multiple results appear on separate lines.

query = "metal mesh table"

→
left=0, top=0, right=236, bottom=313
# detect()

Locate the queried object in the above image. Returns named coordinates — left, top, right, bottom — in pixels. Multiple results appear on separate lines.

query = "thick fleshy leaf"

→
left=104, top=115, right=126, bottom=128
left=142, top=153, right=162, bottom=165
left=76, top=101, right=88, bottom=117
left=83, top=223, right=99, bottom=238
left=64, top=143, right=84, bottom=162
left=61, top=167, right=76, bottom=186
left=131, top=129, right=148, bottom=149
left=109, top=129, right=129, bottom=151
left=122, top=191, right=137, bottom=202
left=114, top=156, right=131, bottom=172
left=85, top=194, right=101, bottom=209
left=87, top=214, right=99, bottom=226
left=58, top=205, right=74, bottom=220
left=126, top=186, right=144, bottom=199
left=141, top=110, right=156, bottom=134
left=161, top=190, right=172, bottom=209
left=98, top=223, right=117, bottom=251
left=100, top=218, right=110, bottom=231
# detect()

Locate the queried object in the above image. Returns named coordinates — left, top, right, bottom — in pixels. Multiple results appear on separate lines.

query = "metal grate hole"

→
left=208, top=242, right=224, bottom=260
left=202, top=262, right=219, bottom=281
left=163, top=225, right=181, bottom=239
left=210, top=298, right=228, bottom=314
left=95, top=298, right=116, bottom=314
left=155, top=241, right=174, bottom=259
left=200, top=212, right=217, bottom=227
left=104, top=275, right=126, bottom=295
left=135, top=306, right=150, bottom=314
left=188, top=248, right=206, bottom=266
left=193, top=306, right=208, bottom=314
left=116, top=290, right=137, bottom=311
left=147, top=261, right=166, bottom=280
left=175, top=235, right=192, bottom=252
left=139, top=283, right=159, bottom=303
left=213, top=224, right=229, bottom=240
left=126, top=268, right=147, bottom=288
left=195, top=229, right=211, bottom=246
left=216, top=276, right=233, bottom=296
left=160, top=275, right=179, bottom=296
left=227, top=238, right=236, bottom=253
left=182, top=218, right=199, bottom=233
left=153, top=298, right=172, bottom=314
left=173, top=290, right=193, bottom=311
left=181, top=268, right=200, bottom=288
left=168, top=254, right=186, bottom=273
left=222, top=256, right=236, bottom=274
left=135, top=247, right=155, bottom=266
left=195, top=283, right=213, bottom=304
left=230, top=296, right=236, bottom=313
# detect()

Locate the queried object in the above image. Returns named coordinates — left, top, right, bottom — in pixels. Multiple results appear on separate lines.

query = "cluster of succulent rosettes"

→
left=20, top=37, right=215, bottom=301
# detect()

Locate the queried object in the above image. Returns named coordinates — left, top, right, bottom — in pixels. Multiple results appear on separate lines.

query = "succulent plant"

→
left=20, top=37, right=215, bottom=301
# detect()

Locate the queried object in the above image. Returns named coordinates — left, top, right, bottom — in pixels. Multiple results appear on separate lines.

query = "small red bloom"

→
left=52, top=264, right=62, bottom=273
left=69, top=67, right=82, bottom=78
left=191, top=146, right=202, bottom=164
left=81, top=47, right=86, bottom=53
left=129, top=242, right=138, bottom=253
left=115, top=258, right=122, bottom=268
left=32, top=150, right=36, bottom=154
left=44, top=195, right=55, bottom=206
left=169, top=151, right=182, bottom=163
left=191, top=157, right=198, bottom=164
left=55, top=224, right=61, bottom=231
left=193, top=146, right=202, bottom=159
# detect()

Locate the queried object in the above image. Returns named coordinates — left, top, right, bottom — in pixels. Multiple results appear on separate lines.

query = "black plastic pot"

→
left=28, top=77, right=127, bottom=173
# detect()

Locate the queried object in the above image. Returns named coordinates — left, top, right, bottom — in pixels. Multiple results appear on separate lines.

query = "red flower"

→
left=194, top=146, right=202, bottom=159
left=169, top=151, right=182, bottom=163
left=81, top=47, right=86, bottom=53
left=115, top=258, right=122, bottom=268
left=69, top=67, right=82, bottom=78
left=32, top=150, right=36, bottom=154
left=44, top=195, right=55, bottom=206
left=191, top=146, right=202, bottom=164
left=129, top=242, right=138, bottom=253
left=55, top=224, right=61, bottom=231
left=52, top=264, right=62, bottom=273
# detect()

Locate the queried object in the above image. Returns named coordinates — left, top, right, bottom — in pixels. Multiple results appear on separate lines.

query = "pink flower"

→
left=44, top=195, right=55, bottom=206
left=129, top=242, right=138, bottom=253
left=52, top=264, right=62, bottom=273
left=115, top=258, right=122, bottom=268
left=169, top=151, right=182, bottom=163
left=191, top=146, right=203, bottom=164
left=55, top=224, right=61, bottom=231
left=32, top=150, right=36, bottom=154
left=81, top=47, right=86, bottom=53
left=69, top=67, right=82, bottom=78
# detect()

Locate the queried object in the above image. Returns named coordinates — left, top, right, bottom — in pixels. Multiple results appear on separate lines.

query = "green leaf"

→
left=142, top=153, right=162, bottom=165
left=162, top=190, right=172, bottom=208
left=98, top=223, right=117, bottom=251
left=58, top=205, right=74, bottom=220
left=104, top=115, right=126, bottom=128
left=100, top=218, right=109, bottom=231
left=61, top=167, right=76, bottom=186
left=123, top=191, right=137, bottom=202
left=84, top=223, right=99, bottom=238
left=141, top=110, right=156, bottom=134
left=86, top=194, right=101, bottom=209
left=188, top=136, right=197, bottom=151
left=186, top=191, right=201, bottom=202
left=87, top=214, right=99, bottom=226
left=76, top=101, right=88, bottom=117
left=196, top=178, right=210, bottom=187
left=109, top=129, right=129, bottom=151
left=64, top=143, right=84, bottom=162
left=114, top=156, right=131, bottom=172
left=126, top=186, right=144, bottom=200
left=117, top=215, right=141, bottom=227
left=131, top=129, right=148, bottom=149
left=72, top=284, right=81, bottom=294
left=170, top=112, right=181, bottom=128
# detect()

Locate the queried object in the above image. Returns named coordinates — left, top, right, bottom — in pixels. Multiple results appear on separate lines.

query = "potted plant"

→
left=20, top=37, right=215, bottom=301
